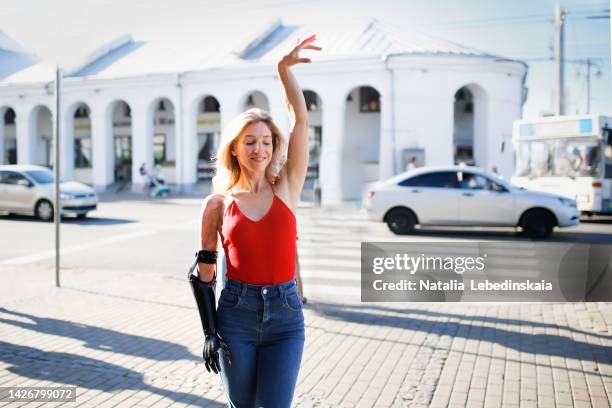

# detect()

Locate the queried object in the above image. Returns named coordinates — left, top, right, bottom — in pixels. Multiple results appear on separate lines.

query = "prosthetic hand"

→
left=188, top=250, right=231, bottom=373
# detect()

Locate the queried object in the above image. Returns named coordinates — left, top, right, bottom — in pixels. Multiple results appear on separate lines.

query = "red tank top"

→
left=221, top=190, right=296, bottom=284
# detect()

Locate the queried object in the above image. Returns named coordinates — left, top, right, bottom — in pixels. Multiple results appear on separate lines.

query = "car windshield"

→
left=515, top=137, right=601, bottom=178
left=24, top=170, right=55, bottom=184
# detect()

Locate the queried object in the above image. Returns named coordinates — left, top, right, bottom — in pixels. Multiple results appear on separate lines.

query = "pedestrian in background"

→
left=406, top=156, right=418, bottom=171
left=139, top=163, right=149, bottom=193
left=153, top=165, right=165, bottom=185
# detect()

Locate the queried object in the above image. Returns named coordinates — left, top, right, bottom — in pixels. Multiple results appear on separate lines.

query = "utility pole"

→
left=554, top=5, right=566, bottom=116
left=586, top=58, right=592, bottom=114
left=54, top=66, right=61, bottom=288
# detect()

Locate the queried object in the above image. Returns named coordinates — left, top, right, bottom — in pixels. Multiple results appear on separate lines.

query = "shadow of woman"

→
left=0, top=307, right=196, bottom=362
left=0, top=340, right=224, bottom=406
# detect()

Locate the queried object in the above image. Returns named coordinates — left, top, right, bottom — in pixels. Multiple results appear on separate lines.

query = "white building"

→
left=0, top=19, right=527, bottom=204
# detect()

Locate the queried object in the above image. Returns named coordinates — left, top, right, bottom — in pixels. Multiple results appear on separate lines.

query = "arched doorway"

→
left=242, top=91, right=269, bottom=112
left=303, top=90, right=322, bottom=199
left=196, top=95, right=221, bottom=180
left=72, top=103, right=93, bottom=183
left=110, top=101, right=132, bottom=182
left=342, top=86, right=381, bottom=201
left=453, top=84, right=487, bottom=167
left=2, top=107, right=17, bottom=164
left=30, top=106, right=53, bottom=167
left=453, top=87, right=474, bottom=165
left=149, top=98, right=176, bottom=183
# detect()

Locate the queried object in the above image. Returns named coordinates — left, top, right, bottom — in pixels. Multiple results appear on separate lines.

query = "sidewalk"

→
left=1, top=264, right=611, bottom=408
left=95, top=181, right=343, bottom=209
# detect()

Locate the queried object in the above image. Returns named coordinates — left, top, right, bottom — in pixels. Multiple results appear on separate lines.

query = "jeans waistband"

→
left=225, top=279, right=297, bottom=298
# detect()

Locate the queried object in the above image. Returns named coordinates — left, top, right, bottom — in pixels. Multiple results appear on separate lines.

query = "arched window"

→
left=359, top=86, right=380, bottom=113
left=74, top=104, right=92, bottom=168
left=4, top=108, right=16, bottom=124
left=201, top=96, right=220, bottom=113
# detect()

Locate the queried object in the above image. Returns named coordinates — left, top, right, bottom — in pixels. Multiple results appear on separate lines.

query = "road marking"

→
left=303, top=283, right=361, bottom=300
left=0, top=229, right=158, bottom=265
left=300, top=268, right=360, bottom=281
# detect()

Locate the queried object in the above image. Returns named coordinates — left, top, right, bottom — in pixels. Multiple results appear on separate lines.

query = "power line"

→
left=421, top=5, right=609, bottom=30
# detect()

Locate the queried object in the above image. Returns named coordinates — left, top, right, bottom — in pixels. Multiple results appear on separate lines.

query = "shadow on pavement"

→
left=60, top=216, right=136, bottom=226
left=0, top=307, right=197, bottom=362
left=0, top=341, right=223, bottom=407
left=0, top=213, right=135, bottom=226
left=581, top=217, right=612, bottom=225
left=63, top=286, right=193, bottom=310
left=305, top=301, right=612, bottom=368
left=316, top=303, right=612, bottom=341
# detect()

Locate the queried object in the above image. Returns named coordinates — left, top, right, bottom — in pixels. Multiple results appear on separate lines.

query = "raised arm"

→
left=197, top=194, right=224, bottom=282
left=277, top=34, right=321, bottom=198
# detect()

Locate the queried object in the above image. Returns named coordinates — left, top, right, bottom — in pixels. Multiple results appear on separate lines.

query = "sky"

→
left=0, top=0, right=610, bottom=118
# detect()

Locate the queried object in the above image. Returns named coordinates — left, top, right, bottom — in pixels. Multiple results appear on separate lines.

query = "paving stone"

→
left=0, top=220, right=611, bottom=408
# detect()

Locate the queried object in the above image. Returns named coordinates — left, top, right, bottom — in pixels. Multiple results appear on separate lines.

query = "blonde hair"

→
left=212, top=108, right=287, bottom=193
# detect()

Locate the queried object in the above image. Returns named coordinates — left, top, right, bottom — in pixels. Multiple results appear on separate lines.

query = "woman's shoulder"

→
left=201, top=193, right=232, bottom=213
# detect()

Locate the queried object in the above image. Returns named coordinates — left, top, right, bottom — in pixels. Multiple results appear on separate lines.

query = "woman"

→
left=189, top=35, right=321, bottom=408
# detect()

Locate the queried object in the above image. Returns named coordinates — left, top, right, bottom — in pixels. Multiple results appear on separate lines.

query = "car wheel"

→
left=522, top=209, right=554, bottom=239
left=385, top=208, right=416, bottom=235
left=35, top=200, right=54, bottom=221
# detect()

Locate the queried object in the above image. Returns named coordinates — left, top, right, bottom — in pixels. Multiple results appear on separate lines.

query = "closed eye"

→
left=245, top=141, right=272, bottom=146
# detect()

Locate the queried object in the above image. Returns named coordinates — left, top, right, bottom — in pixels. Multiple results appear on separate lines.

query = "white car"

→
left=0, top=165, right=98, bottom=221
left=363, top=165, right=579, bottom=238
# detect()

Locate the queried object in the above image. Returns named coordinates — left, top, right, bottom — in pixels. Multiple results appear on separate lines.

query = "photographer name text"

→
left=372, top=279, right=553, bottom=291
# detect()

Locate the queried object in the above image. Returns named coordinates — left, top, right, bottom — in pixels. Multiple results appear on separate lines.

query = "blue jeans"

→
left=217, top=279, right=305, bottom=408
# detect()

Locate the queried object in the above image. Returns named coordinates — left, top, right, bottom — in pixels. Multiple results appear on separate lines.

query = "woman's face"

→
left=232, top=121, right=274, bottom=173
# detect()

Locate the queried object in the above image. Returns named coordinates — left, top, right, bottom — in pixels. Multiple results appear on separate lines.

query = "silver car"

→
left=0, top=165, right=98, bottom=221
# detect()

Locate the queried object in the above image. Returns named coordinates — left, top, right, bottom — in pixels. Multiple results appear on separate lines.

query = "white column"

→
left=131, top=107, right=153, bottom=191
left=473, top=94, right=489, bottom=170
left=220, top=105, right=240, bottom=131
left=319, top=100, right=345, bottom=206
left=0, top=110, right=4, bottom=165
left=60, top=108, right=74, bottom=180
left=379, top=92, right=394, bottom=179
left=220, top=94, right=241, bottom=140
left=16, top=107, right=33, bottom=164
left=269, top=99, right=290, bottom=172
left=487, top=99, right=517, bottom=178
left=180, top=107, right=198, bottom=189
left=420, top=98, right=454, bottom=166
left=90, top=102, right=113, bottom=190
left=174, top=101, right=183, bottom=187
left=269, top=99, right=290, bottom=138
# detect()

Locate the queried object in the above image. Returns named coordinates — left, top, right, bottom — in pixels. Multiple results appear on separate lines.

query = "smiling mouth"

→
left=250, top=157, right=267, bottom=162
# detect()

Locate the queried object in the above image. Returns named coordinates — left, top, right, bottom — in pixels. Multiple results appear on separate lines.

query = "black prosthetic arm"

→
left=188, top=251, right=230, bottom=373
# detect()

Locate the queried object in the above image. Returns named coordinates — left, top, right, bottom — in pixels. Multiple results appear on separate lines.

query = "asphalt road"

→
left=2, top=198, right=612, bottom=263
left=1, top=197, right=612, bottom=296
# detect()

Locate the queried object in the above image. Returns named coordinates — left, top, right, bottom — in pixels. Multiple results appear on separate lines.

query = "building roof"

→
left=0, top=30, right=55, bottom=84
left=241, top=19, right=491, bottom=61
left=0, top=18, right=502, bottom=85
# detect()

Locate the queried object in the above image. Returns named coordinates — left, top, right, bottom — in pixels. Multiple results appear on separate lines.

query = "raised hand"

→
left=279, top=34, right=322, bottom=68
